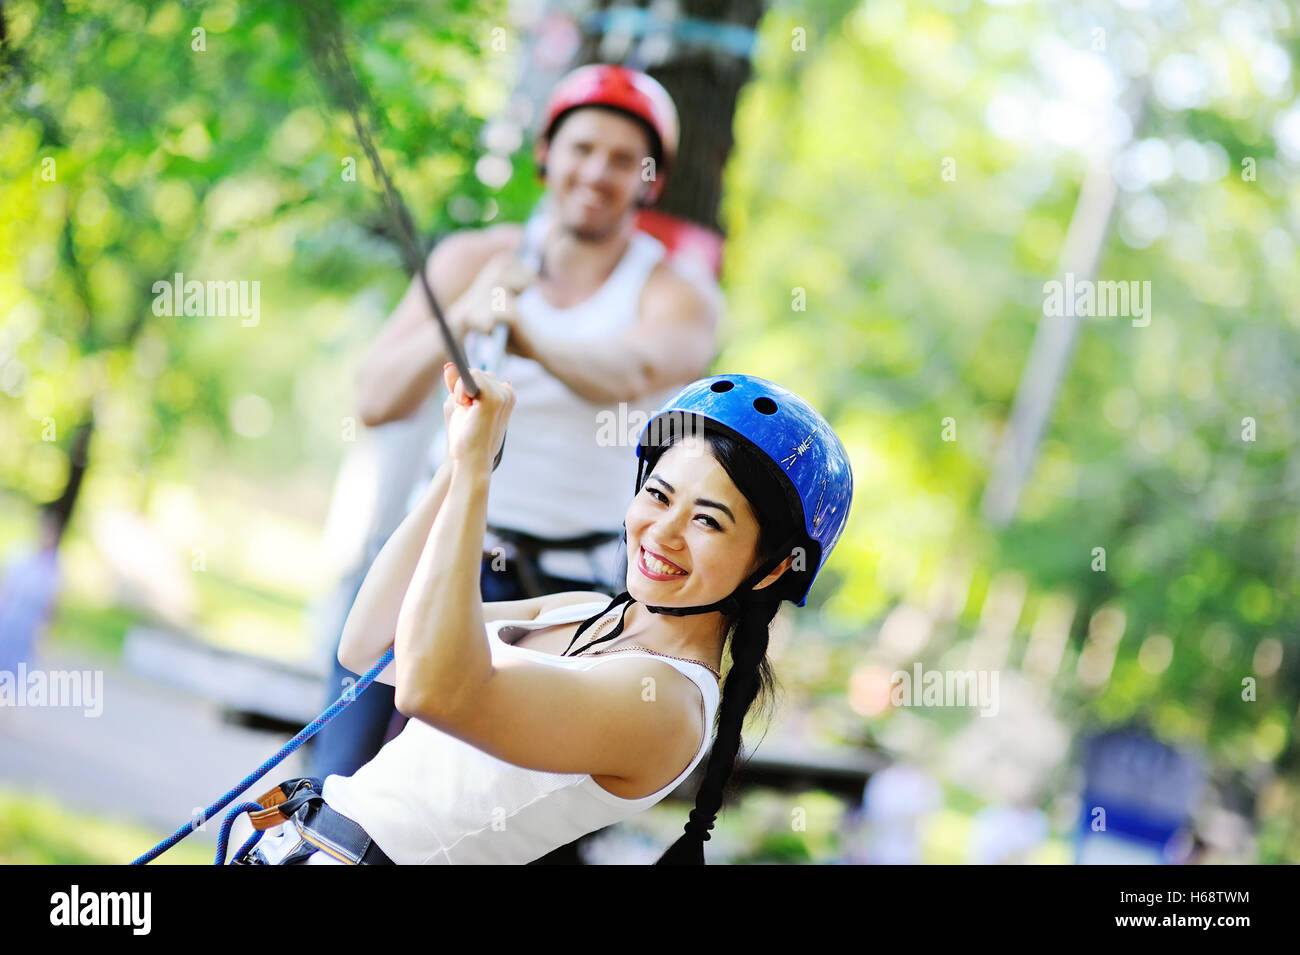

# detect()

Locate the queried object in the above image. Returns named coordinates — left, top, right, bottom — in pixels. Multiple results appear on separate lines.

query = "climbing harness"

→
left=131, top=646, right=395, bottom=864
left=227, top=776, right=395, bottom=866
left=485, top=524, right=622, bottom=598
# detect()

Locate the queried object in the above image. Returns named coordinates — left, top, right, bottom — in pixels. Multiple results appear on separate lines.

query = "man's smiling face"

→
left=545, top=107, right=655, bottom=241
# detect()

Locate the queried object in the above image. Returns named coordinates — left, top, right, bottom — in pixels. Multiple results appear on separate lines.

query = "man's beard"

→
left=567, top=217, right=624, bottom=242
left=562, top=199, right=638, bottom=243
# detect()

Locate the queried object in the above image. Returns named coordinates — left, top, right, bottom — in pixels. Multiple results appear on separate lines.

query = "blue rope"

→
left=130, top=646, right=395, bottom=865
left=231, top=820, right=267, bottom=866
left=215, top=802, right=269, bottom=866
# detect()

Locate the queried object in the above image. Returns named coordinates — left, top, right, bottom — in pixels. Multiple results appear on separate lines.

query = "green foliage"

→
left=44, top=593, right=139, bottom=659
left=0, top=788, right=212, bottom=865
left=1, top=0, right=530, bottom=497
left=722, top=0, right=1299, bottom=776
left=3, top=0, right=1297, bottom=861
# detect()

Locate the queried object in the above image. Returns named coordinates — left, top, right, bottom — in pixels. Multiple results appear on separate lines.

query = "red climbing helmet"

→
left=535, top=63, right=680, bottom=204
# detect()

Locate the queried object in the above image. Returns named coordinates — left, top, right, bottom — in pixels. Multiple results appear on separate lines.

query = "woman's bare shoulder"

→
left=537, top=590, right=617, bottom=616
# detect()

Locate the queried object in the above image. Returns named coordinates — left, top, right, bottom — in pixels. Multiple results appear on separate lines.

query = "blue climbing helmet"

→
left=563, top=374, right=852, bottom=656
left=632, top=373, right=854, bottom=614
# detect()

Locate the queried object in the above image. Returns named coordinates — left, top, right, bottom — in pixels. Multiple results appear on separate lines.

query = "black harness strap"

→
left=487, top=524, right=622, bottom=597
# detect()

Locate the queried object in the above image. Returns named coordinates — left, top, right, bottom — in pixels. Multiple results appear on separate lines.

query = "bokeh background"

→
left=1, top=0, right=1297, bottom=864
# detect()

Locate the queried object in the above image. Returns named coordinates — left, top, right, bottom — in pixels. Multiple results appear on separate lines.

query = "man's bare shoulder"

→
left=640, top=258, right=720, bottom=318
left=430, top=222, right=526, bottom=268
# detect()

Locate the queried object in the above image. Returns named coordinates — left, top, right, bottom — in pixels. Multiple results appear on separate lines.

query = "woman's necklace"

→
left=577, top=608, right=722, bottom=683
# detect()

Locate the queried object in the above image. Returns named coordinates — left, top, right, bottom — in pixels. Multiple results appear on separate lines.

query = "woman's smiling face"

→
left=625, top=436, right=765, bottom=606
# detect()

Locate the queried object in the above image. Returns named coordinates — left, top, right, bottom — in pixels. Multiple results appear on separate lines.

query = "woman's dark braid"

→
left=655, top=597, right=781, bottom=865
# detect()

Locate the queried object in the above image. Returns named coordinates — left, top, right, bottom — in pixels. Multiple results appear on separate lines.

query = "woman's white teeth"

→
left=643, top=549, right=686, bottom=575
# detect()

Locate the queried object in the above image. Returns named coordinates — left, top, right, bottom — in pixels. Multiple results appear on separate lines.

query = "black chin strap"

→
left=562, top=531, right=802, bottom=657
left=563, top=591, right=637, bottom=657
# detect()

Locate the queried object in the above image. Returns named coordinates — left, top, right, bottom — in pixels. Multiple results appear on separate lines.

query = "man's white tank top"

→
left=311, top=598, right=721, bottom=864
left=421, top=224, right=684, bottom=585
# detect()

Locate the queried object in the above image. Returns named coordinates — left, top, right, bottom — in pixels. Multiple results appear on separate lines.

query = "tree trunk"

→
left=575, top=0, right=765, bottom=234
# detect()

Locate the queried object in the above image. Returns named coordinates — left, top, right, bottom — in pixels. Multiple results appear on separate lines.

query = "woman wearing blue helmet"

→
left=232, top=365, right=852, bottom=866
left=573, top=372, right=855, bottom=863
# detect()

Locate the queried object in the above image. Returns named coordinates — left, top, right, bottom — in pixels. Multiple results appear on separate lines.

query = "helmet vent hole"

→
left=753, top=397, right=778, bottom=415
left=710, top=380, right=734, bottom=393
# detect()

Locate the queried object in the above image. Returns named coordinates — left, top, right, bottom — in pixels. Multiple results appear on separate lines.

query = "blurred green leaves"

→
left=721, top=0, right=1298, bottom=779
left=1, top=0, right=527, bottom=498
left=2, top=0, right=1297, bottom=860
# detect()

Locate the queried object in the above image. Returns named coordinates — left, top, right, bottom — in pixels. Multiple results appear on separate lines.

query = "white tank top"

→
left=318, top=599, right=721, bottom=864
left=417, top=226, right=684, bottom=585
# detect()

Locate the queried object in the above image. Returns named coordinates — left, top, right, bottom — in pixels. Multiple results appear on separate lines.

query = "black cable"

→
left=295, top=0, right=484, bottom=400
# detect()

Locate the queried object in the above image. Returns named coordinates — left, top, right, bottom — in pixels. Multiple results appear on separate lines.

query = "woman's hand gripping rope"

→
left=443, top=362, right=515, bottom=475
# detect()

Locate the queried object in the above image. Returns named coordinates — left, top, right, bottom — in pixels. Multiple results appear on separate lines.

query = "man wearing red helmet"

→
left=313, top=65, right=720, bottom=782
left=355, top=64, right=711, bottom=422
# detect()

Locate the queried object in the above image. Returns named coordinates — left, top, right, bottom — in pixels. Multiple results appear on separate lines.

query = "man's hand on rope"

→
left=448, top=250, right=540, bottom=362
